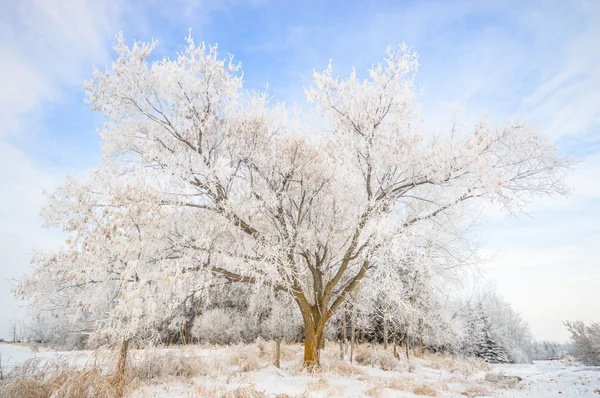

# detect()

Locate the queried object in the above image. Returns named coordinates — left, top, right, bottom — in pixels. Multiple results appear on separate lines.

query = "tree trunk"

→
left=342, top=304, right=347, bottom=355
left=418, top=318, right=424, bottom=355
left=383, top=311, right=388, bottom=350
left=350, top=299, right=356, bottom=363
left=303, top=326, right=322, bottom=368
left=359, top=328, right=364, bottom=344
left=115, top=339, right=129, bottom=397
left=275, top=340, right=281, bottom=368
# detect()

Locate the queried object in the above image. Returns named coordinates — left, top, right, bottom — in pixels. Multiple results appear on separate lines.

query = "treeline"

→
left=22, top=282, right=540, bottom=364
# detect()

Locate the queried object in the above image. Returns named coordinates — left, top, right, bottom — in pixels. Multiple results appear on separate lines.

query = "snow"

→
left=2, top=343, right=599, bottom=397
left=0, top=342, right=95, bottom=370
left=491, top=360, right=600, bottom=397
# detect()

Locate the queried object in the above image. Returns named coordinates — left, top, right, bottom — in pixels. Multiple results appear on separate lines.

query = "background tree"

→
left=564, top=321, right=600, bottom=365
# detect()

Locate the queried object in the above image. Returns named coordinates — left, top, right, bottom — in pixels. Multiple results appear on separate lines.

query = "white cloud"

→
left=0, top=142, right=63, bottom=337
left=0, top=45, right=54, bottom=137
left=0, top=0, right=122, bottom=338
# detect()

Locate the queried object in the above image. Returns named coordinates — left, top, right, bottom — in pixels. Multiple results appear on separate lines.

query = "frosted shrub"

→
left=354, top=346, right=398, bottom=371
left=192, top=308, right=250, bottom=345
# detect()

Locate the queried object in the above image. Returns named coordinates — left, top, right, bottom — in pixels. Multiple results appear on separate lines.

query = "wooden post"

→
left=115, top=339, right=129, bottom=397
left=342, top=304, right=347, bottom=355
left=275, top=340, right=281, bottom=368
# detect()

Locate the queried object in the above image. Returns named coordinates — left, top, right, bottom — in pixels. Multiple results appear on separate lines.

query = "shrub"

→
left=354, top=346, right=399, bottom=371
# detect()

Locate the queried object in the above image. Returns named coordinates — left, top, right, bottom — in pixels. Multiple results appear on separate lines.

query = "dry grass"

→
left=353, top=346, right=399, bottom=371
left=195, top=384, right=268, bottom=398
left=128, top=349, right=209, bottom=382
left=320, top=359, right=366, bottom=376
left=460, top=383, right=490, bottom=397
left=412, top=352, right=489, bottom=378
left=222, top=386, right=268, bottom=397
left=412, top=384, right=438, bottom=396
left=385, top=376, right=411, bottom=391
left=303, top=376, right=330, bottom=394
left=226, top=346, right=262, bottom=373
left=363, top=385, right=384, bottom=397
left=0, top=358, right=118, bottom=398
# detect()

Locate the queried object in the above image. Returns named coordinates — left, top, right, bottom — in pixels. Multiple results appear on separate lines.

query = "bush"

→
left=192, top=308, right=254, bottom=345
left=353, top=346, right=399, bottom=371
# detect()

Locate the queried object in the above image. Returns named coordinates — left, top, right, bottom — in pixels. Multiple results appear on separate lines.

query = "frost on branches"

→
left=17, top=34, right=571, bottom=367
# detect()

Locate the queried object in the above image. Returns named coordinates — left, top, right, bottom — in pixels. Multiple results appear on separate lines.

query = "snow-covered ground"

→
left=491, top=361, right=600, bottom=397
left=1, top=342, right=599, bottom=397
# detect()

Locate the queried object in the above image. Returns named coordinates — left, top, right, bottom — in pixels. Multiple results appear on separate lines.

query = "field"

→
left=1, top=342, right=598, bottom=397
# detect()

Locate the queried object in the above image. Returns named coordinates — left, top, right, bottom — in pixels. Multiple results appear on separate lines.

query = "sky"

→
left=0, top=0, right=598, bottom=341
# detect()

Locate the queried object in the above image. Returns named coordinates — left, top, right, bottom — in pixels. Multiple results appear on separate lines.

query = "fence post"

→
left=275, top=340, right=281, bottom=368
left=115, top=339, right=129, bottom=397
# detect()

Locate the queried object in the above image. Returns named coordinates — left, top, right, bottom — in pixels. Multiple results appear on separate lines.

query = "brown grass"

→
left=385, top=376, right=411, bottom=391
left=128, top=349, right=209, bottom=382
left=227, top=345, right=262, bottom=373
left=460, top=384, right=490, bottom=397
left=353, top=346, right=399, bottom=371
left=321, top=359, right=366, bottom=376
left=363, top=385, right=384, bottom=397
left=412, top=384, right=438, bottom=396
left=0, top=358, right=118, bottom=398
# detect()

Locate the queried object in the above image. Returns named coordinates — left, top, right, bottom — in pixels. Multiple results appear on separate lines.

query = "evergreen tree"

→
left=476, top=317, right=510, bottom=363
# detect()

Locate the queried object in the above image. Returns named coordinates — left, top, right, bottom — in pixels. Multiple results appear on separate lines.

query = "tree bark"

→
left=303, top=326, right=323, bottom=368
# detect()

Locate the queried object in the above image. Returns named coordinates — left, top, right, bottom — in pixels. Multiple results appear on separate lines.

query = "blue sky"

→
left=0, top=0, right=598, bottom=340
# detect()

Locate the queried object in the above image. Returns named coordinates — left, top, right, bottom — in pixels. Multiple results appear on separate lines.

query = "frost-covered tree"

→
left=476, top=320, right=510, bottom=364
left=457, top=291, right=533, bottom=363
left=531, top=340, right=571, bottom=360
left=17, top=34, right=571, bottom=367
left=565, top=321, right=600, bottom=365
